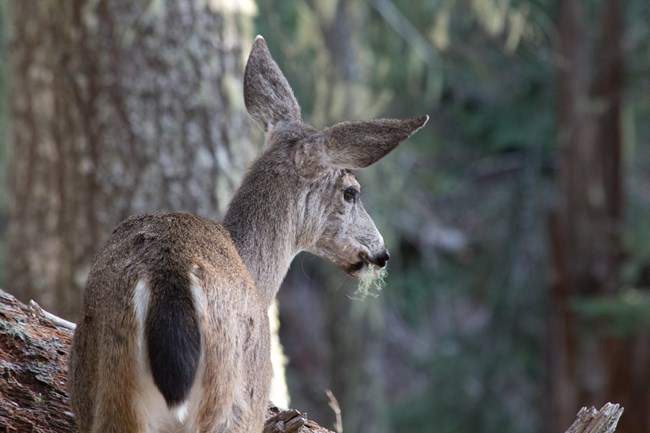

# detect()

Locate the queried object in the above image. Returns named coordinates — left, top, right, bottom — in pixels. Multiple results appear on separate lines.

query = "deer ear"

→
left=322, top=116, right=429, bottom=169
left=244, top=36, right=301, bottom=132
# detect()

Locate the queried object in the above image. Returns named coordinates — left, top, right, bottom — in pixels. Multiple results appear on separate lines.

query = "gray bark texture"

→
left=7, top=0, right=258, bottom=320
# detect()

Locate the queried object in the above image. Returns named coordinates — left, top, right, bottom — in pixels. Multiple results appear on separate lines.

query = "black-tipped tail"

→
left=145, top=270, right=201, bottom=407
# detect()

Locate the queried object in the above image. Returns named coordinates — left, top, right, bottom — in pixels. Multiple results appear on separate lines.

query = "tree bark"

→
left=0, top=287, right=622, bottom=433
left=565, top=404, right=623, bottom=433
left=547, top=2, right=645, bottom=433
left=7, top=0, right=257, bottom=320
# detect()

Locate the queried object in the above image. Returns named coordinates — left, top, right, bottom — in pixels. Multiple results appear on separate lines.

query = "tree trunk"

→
left=6, top=0, right=257, bottom=321
left=547, top=2, right=645, bottom=433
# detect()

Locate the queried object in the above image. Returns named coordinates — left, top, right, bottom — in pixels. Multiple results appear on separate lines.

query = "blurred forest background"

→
left=0, top=1, right=649, bottom=433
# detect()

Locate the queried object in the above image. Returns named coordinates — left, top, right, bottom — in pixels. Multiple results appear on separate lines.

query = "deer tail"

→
left=144, top=267, right=202, bottom=408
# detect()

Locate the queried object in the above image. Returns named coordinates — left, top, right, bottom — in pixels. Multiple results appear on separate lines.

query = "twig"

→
left=28, top=300, right=77, bottom=330
left=325, top=389, right=343, bottom=433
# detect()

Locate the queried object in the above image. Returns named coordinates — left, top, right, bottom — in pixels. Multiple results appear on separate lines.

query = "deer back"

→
left=69, top=212, right=269, bottom=432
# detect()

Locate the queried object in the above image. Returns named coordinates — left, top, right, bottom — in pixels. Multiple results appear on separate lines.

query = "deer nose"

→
left=372, top=250, right=390, bottom=268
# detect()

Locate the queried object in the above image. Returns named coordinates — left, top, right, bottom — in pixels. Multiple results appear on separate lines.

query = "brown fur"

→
left=68, top=36, right=427, bottom=432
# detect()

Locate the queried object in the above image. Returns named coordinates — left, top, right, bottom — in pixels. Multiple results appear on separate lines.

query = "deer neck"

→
left=223, top=172, right=305, bottom=308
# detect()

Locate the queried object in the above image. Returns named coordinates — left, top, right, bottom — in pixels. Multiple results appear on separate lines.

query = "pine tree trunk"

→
left=7, top=0, right=258, bottom=320
left=547, top=2, right=647, bottom=433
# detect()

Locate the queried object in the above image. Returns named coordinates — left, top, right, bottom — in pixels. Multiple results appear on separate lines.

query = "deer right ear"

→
left=244, top=36, right=301, bottom=132
left=322, top=116, right=429, bottom=169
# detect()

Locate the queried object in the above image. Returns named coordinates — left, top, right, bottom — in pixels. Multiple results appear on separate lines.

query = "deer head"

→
left=228, top=36, right=428, bottom=294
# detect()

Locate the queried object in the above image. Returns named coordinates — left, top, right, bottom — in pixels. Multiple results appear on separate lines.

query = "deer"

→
left=67, top=35, right=428, bottom=433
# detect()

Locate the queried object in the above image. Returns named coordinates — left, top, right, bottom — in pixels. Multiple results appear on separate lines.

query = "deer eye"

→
left=343, top=187, right=359, bottom=203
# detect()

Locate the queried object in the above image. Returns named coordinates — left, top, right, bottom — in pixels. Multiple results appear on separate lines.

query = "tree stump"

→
left=565, top=403, right=624, bottom=433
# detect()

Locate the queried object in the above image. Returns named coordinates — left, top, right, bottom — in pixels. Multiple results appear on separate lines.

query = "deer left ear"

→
left=244, top=36, right=301, bottom=132
left=320, top=116, right=429, bottom=169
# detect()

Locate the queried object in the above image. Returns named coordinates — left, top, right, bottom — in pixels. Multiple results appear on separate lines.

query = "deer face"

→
left=243, top=35, right=427, bottom=279
left=309, top=170, right=389, bottom=276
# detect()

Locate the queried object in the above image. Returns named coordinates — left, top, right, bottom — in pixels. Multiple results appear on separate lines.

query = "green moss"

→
left=352, top=265, right=387, bottom=300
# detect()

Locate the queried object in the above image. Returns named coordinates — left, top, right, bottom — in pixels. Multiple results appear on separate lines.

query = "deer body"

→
left=68, top=36, right=427, bottom=433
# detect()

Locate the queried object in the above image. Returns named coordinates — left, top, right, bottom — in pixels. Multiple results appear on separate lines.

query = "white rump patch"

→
left=188, top=270, right=207, bottom=320
left=132, top=279, right=196, bottom=429
left=174, top=401, right=189, bottom=423
left=133, top=280, right=150, bottom=336
left=132, top=280, right=151, bottom=391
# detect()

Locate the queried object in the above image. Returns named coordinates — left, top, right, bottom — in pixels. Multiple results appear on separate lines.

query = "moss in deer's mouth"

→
left=354, top=262, right=387, bottom=299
